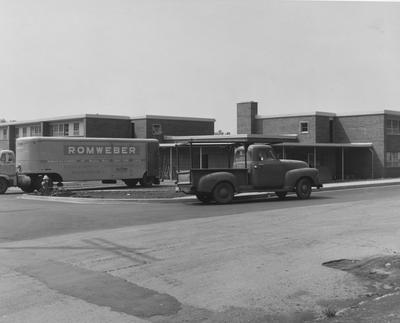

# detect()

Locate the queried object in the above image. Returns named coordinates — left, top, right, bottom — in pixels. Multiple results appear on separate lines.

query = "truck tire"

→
left=275, top=191, right=287, bottom=200
left=123, top=179, right=138, bottom=188
left=140, top=175, right=153, bottom=187
left=0, top=178, right=8, bottom=194
left=295, top=178, right=311, bottom=199
left=213, top=182, right=234, bottom=204
left=196, top=193, right=212, bottom=204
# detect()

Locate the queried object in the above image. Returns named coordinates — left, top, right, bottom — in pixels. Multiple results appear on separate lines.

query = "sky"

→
left=1, top=0, right=400, bottom=133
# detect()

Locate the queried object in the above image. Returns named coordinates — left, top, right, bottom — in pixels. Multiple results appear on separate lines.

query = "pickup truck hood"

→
left=281, top=159, right=309, bottom=170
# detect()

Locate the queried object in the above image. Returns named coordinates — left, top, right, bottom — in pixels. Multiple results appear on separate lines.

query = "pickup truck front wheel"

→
left=196, top=193, right=212, bottom=204
left=0, top=178, right=8, bottom=194
left=296, top=178, right=312, bottom=199
left=213, top=182, right=234, bottom=204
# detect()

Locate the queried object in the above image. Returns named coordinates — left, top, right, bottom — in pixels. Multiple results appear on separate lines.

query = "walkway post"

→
left=370, top=148, right=374, bottom=179
left=199, top=146, right=203, bottom=169
left=313, top=146, right=317, bottom=168
left=169, top=147, right=173, bottom=180
left=342, top=147, right=345, bottom=180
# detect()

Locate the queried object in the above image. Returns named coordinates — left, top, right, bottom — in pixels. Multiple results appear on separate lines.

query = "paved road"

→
left=0, top=184, right=398, bottom=242
left=1, top=185, right=400, bottom=322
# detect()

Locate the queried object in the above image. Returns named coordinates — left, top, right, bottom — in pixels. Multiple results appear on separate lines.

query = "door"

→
left=251, top=158, right=285, bottom=188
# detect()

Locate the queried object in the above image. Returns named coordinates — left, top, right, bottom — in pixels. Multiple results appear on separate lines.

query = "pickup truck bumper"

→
left=176, top=183, right=194, bottom=194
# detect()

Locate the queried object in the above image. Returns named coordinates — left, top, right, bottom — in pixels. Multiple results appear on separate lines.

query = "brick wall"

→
left=237, top=102, right=258, bottom=134
left=259, top=116, right=317, bottom=144
left=145, top=119, right=214, bottom=140
left=335, top=114, right=385, bottom=177
left=132, top=119, right=147, bottom=138
left=384, top=114, right=400, bottom=177
left=85, top=118, right=132, bottom=138
left=315, top=116, right=333, bottom=143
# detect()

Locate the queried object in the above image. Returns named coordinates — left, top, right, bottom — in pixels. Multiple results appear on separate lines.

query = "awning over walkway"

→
left=273, top=142, right=373, bottom=148
left=163, top=133, right=298, bottom=145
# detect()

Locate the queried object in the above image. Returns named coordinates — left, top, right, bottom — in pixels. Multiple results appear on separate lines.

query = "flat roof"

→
left=256, top=109, right=400, bottom=120
left=163, top=134, right=298, bottom=144
left=256, top=111, right=336, bottom=119
left=131, top=115, right=215, bottom=122
left=0, top=114, right=130, bottom=126
left=273, top=142, right=373, bottom=148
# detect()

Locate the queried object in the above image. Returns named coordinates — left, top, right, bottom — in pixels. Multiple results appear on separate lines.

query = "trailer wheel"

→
left=140, top=175, right=153, bottom=187
left=123, top=179, right=138, bottom=188
left=196, top=193, right=212, bottom=204
left=275, top=191, right=287, bottom=200
left=213, top=182, right=234, bottom=204
left=295, top=178, right=312, bottom=199
left=0, top=178, right=8, bottom=194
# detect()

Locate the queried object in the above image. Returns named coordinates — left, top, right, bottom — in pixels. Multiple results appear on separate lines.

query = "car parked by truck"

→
left=0, top=136, right=160, bottom=194
left=176, top=144, right=322, bottom=204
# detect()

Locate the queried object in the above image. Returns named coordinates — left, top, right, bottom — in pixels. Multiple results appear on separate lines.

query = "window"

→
left=386, top=152, right=400, bottom=167
left=50, top=123, right=69, bottom=136
left=30, top=125, right=41, bottom=136
left=152, top=124, right=162, bottom=135
left=73, top=122, right=80, bottom=136
left=386, top=119, right=400, bottom=135
left=15, top=127, right=20, bottom=138
left=300, top=121, right=309, bottom=133
left=64, top=124, right=69, bottom=136
left=22, top=127, right=27, bottom=137
left=0, top=128, right=6, bottom=140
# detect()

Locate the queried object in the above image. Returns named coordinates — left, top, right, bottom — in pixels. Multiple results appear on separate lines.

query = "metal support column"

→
left=341, top=147, right=345, bottom=180
left=199, top=146, right=203, bottom=169
left=169, top=147, right=173, bottom=180
left=176, top=144, right=180, bottom=173
left=190, top=142, right=193, bottom=169
left=370, top=148, right=374, bottom=179
left=314, top=146, right=317, bottom=168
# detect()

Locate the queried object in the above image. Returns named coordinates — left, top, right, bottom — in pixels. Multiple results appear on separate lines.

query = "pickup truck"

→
left=176, top=144, right=322, bottom=204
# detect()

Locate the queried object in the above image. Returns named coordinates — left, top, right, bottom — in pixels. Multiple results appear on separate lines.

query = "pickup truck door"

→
left=251, top=159, right=286, bottom=188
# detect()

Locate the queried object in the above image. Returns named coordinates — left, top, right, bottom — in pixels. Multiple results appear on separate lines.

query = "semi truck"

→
left=176, top=144, right=322, bottom=204
left=0, top=136, right=160, bottom=194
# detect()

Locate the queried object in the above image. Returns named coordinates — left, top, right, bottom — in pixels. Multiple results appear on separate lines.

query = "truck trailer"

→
left=13, top=137, right=160, bottom=192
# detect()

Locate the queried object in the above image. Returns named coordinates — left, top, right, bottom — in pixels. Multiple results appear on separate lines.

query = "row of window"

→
left=386, top=119, right=400, bottom=135
left=386, top=152, right=400, bottom=167
left=15, top=125, right=41, bottom=138
left=50, top=122, right=80, bottom=137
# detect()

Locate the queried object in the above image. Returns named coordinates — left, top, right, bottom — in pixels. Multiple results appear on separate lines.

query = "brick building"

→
left=237, top=101, right=400, bottom=180
left=0, top=113, right=215, bottom=180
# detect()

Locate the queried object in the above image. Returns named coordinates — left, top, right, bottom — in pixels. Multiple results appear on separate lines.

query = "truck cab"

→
left=0, top=150, right=17, bottom=193
left=233, top=145, right=310, bottom=188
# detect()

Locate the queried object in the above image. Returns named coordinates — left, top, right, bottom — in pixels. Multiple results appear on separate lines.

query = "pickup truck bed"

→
left=177, top=168, right=248, bottom=194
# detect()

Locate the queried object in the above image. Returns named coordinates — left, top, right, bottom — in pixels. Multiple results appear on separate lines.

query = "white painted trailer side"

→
left=16, top=137, right=159, bottom=184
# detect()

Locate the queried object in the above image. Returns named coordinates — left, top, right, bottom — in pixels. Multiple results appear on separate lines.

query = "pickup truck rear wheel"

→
left=296, top=178, right=312, bottom=199
left=0, top=178, right=8, bottom=194
left=123, top=179, right=138, bottom=188
left=196, top=193, right=212, bottom=203
left=213, top=182, right=234, bottom=204
left=140, top=175, right=153, bottom=187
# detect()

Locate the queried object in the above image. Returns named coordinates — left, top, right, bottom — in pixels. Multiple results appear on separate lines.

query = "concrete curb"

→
left=18, top=179, right=400, bottom=204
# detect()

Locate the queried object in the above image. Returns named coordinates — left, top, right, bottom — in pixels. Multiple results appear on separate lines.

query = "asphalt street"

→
left=0, top=185, right=398, bottom=242
left=1, top=185, right=400, bottom=322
